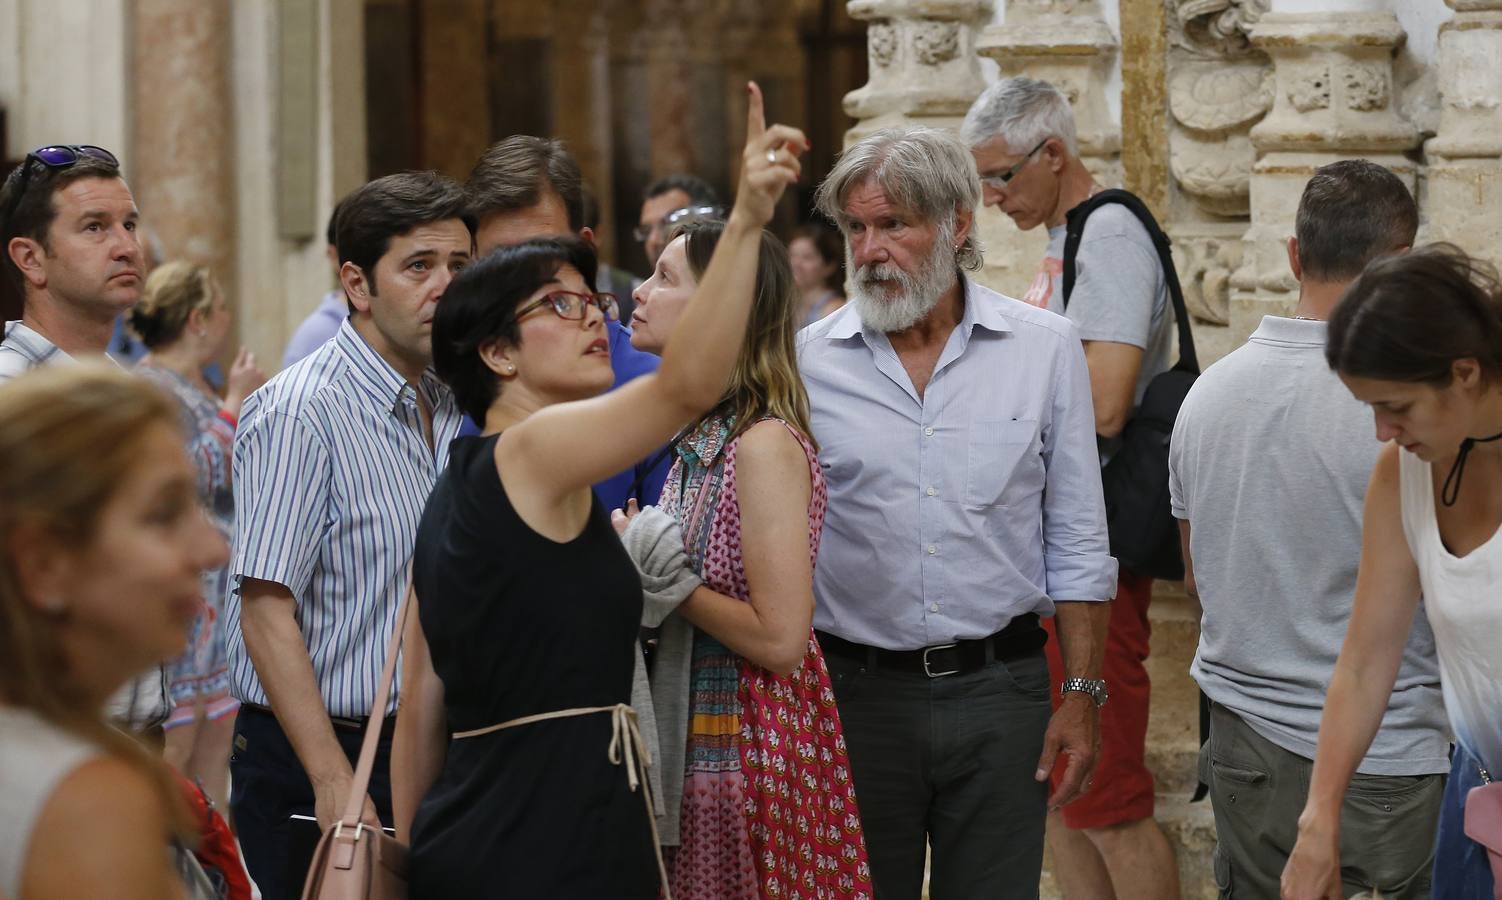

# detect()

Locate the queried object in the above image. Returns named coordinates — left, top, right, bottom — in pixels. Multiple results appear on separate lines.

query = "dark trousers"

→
left=229, top=707, right=395, bottom=900
left=826, top=647, right=1053, bottom=900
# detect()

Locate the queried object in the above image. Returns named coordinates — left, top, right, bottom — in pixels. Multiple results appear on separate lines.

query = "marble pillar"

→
left=1424, top=0, right=1502, bottom=272
left=972, top=0, right=1120, bottom=298
left=1232, top=11, right=1419, bottom=343
left=130, top=0, right=235, bottom=283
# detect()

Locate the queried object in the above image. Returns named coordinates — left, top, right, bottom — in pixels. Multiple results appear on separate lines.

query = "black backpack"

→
left=1062, top=189, right=1199, bottom=581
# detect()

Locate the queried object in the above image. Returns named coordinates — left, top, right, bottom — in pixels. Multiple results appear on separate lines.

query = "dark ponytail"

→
left=1327, top=243, right=1502, bottom=386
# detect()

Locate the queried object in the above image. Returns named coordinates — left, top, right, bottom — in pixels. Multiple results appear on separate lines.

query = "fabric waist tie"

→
left=452, top=702, right=672, bottom=899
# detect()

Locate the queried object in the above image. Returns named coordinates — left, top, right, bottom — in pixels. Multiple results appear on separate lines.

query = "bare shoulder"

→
left=737, top=419, right=810, bottom=469
left=24, top=757, right=178, bottom=899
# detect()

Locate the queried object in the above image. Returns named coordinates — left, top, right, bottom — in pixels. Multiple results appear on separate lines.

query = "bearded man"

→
left=798, top=126, right=1117, bottom=900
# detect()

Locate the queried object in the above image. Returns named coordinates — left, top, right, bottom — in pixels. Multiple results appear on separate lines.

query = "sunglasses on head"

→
left=2, top=144, right=120, bottom=226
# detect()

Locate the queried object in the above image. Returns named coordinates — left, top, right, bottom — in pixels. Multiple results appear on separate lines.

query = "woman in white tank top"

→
left=1284, top=245, right=1502, bottom=900
left=0, top=365, right=228, bottom=900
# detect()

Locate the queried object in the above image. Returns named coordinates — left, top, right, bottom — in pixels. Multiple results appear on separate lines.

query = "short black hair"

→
left=335, top=171, right=473, bottom=296
left=433, top=236, right=599, bottom=423
left=0, top=153, right=125, bottom=289
left=466, top=136, right=584, bottom=231
left=643, top=174, right=719, bottom=208
left=1295, top=160, right=1416, bottom=282
left=1328, top=243, right=1502, bottom=387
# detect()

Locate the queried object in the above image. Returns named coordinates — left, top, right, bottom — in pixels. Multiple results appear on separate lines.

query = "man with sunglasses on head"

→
left=962, top=78, right=1179, bottom=900
left=636, top=174, right=721, bottom=271
left=225, top=172, right=472, bottom=899
left=0, top=144, right=144, bottom=381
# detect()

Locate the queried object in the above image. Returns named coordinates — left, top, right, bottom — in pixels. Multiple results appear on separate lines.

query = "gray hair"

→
left=960, top=77, right=1079, bottom=158
left=814, top=126, right=984, bottom=272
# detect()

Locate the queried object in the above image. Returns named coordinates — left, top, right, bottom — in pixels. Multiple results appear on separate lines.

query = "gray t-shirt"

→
left=1168, top=316, right=1450, bottom=775
left=1024, top=205, right=1174, bottom=409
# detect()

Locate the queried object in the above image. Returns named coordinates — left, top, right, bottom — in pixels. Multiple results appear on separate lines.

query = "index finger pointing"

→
left=746, top=81, right=766, bottom=142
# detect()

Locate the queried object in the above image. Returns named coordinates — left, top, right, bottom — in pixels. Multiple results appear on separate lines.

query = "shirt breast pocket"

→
left=966, top=418, right=1039, bottom=508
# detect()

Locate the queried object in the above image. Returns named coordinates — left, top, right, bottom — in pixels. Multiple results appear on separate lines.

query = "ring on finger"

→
left=766, top=149, right=778, bottom=164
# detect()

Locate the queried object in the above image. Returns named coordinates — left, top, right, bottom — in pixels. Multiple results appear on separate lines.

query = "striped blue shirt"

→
left=226, top=319, right=463, bottom=717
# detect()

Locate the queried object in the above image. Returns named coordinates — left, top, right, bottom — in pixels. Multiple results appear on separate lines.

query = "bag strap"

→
left=336, top=572, right=414, bottom=830
left=1061, top=188, right=1200, bottom=375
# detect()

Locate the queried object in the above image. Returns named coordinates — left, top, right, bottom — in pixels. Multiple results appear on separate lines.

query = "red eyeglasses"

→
left=515, top=290, right=620, bottom=322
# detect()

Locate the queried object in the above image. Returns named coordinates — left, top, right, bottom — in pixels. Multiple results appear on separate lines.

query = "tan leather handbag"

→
left=300, top=585, right=413, bottom=900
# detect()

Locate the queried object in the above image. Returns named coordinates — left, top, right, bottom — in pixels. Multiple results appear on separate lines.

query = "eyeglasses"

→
left=633, top=204, right=723, bottom=243
left=2, top=144, right=120, bottom=228
left=978, top=138, right=1049, bottom=191
left=516, top=290, right=620, bottom=322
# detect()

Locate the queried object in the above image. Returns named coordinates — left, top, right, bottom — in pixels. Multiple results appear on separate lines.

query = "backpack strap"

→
left=1061, top=188, right=1199, bottom=375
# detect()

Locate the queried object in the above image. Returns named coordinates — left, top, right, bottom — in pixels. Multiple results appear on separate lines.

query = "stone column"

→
left=1424, top=0, right=1502, bottom=271
left=130, top=0, right=235, bottom=285
left=843, top=0, right=993, bottom=143
left=972, top=0, right=1119, bottom=298
left=1231, top=12, right=1419, bottom=343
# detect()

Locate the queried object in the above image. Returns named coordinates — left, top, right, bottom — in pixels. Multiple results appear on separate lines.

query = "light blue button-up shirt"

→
left=799, top=276, right=1116, bottom=651
left=227, top=319, right=463, bottom=717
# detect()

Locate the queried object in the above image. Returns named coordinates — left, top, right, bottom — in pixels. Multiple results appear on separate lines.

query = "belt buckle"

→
left=922, top=642, right=960, bottom=678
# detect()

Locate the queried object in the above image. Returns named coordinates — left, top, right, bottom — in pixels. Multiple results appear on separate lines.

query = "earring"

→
left=505, top=364, right=515, bottom=374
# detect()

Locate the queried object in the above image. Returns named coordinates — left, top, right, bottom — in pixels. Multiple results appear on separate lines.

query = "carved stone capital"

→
left=1427, top=4, right=1502, bottom=159
left=1247, top=12, right=1418, bottom=153
left=842, top=0, right=993, bottom=138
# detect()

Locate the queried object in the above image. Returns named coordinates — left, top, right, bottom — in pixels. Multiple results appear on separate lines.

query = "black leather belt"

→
left=816, top=613, right=1047, bottom=678
left=240, top=702, right=397, bottom=741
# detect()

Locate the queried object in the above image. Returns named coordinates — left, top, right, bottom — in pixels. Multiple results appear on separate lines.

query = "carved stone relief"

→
left=1165, top=0, right=1270, bottom=222
left=870, top=21, right=897, bottom=67
left=1169, top=226, right=1243, bottom=327
left=913, top=20, right=960, bottom=66
left=1343, top=63, right=1389, bottom=111
left=1288, top=66, right=1330, bottom=112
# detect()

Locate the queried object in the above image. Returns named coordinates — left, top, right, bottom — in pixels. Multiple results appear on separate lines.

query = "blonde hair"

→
left=0, top=363, right=192, bottom=836
left=680, top=221, right=816, bottom=451
left=129, top=260, right=218, bottom=349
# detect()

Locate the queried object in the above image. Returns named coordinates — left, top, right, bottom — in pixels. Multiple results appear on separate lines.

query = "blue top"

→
left=227, top=319, right=464, bottom=717
left=281, top=289, right=349, bottom=369
left=799, top=276, right=1117, bottom=651
left=458, top=319, right=671, bottom=508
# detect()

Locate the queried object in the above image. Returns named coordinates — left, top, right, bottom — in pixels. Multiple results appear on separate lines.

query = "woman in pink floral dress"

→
left=621, top=220, right=870, bottom=899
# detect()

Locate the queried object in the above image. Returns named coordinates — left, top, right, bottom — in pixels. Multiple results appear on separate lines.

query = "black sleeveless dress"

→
left=407, top=434, right=658, bottom=898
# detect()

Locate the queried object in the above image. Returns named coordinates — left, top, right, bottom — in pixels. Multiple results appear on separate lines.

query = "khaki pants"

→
left=1200, top=703, right=1444, bottom=899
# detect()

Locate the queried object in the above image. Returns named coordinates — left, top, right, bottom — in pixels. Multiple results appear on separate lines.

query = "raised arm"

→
left=1281, top=443, right=1424, bottom=900
left=502, top=83, right=807, bottom=499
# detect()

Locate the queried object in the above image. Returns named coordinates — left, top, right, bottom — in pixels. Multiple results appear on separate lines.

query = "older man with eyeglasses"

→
left=963, top=77, right=1180, bottom=900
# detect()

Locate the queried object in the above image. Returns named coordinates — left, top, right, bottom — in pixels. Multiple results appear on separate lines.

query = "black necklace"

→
left=1440, top=429, right=1502, bottom=507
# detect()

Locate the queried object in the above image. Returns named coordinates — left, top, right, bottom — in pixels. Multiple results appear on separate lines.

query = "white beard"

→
left=848, top=227, right=959, bottom=334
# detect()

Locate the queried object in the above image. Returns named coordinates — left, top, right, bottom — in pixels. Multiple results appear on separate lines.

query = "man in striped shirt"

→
left=225, top=172, right=473, bottom=900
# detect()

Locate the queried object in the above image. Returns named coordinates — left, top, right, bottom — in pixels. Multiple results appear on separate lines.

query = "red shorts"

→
left=1043, top=570, right=1156, bottom=830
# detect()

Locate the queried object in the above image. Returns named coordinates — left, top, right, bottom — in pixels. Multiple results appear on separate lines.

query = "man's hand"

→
left=312, top=771, right=382, bottom=833
left=1281, top=820, right=1344, bottom=900
left=1034, top=692, right=1100, bottom=809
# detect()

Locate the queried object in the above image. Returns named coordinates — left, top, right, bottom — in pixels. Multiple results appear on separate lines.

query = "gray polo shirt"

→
left=1169, top=315, right=1449, bottom=775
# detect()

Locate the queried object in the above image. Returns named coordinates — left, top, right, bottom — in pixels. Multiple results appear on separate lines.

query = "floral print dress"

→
left=658, top=415, right=870, bottom=900
left=136, top=363, right=241, bottom=728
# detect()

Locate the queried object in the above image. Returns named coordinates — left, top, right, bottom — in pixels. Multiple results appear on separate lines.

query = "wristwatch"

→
left=1061, top=677, right=1109, bottom=708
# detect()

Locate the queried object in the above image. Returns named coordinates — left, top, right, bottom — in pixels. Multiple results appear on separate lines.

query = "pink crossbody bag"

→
left=299, top=583, right=413, bottom=900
